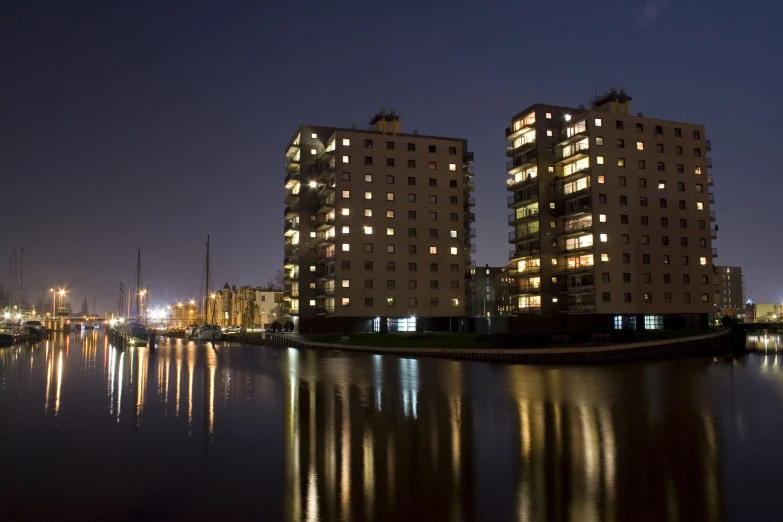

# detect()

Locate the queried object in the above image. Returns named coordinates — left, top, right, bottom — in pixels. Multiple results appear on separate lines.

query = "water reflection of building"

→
left=283, top=351, right=475, bottom=521
left=506, top=366, right=724, bottom=522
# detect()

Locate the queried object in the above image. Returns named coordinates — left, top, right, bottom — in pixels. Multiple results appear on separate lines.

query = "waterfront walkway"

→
left=253, top=329, right=729, bottom=364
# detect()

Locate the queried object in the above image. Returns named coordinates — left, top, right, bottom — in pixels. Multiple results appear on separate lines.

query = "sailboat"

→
left=191, top=234, right=222, bottom=342
left=127, top=248, right=151, bottom=346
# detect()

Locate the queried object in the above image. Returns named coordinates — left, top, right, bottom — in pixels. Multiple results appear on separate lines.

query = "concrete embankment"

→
left=227, top=329, right=730, bottom=364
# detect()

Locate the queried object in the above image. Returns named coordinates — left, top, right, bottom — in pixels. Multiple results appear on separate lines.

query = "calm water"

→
left=1, top=332, right=782, bottom=521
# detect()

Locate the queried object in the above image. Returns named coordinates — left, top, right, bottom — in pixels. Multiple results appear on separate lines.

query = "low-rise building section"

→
left=211, top=284, right=284, bottom=328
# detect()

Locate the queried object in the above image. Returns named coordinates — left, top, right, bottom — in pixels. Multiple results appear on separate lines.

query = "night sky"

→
left=2, top=0, right=781, bottom=313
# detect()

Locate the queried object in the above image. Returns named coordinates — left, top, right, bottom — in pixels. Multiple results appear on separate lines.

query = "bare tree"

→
left=265, top=269, right=284, bottom=290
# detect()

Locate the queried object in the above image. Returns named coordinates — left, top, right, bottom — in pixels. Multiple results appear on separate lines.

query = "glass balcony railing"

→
left=705, top=139, right=711, bottom=151
left=709, top=192, right=715, bottom=204
left=710, top=210, right=716, bottom=221
left=712, top=247, right=718, bottom=258
left=706, top=157, right=713, bottom=168
left=556, top=142, right=589, bottom=162
left=708, top=174, right=714, bottom=186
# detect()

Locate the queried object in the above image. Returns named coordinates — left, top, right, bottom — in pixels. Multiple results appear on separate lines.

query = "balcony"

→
left=555, top=142, right=589, bottom=164
left=284, top=254, right=299, bottom=268
left=507, top=173, right=537, bottom=191
left=708, top=174, right=714, bottom=186
left=555, top=184, right=591, bottom=201
left=316, top=251, right=336, bottom=263
left=565, top=263, right=595, bottom=274
left=559, top=242, right=594, bottom=255
left=712, top=247, right=718, bottom=258
left=709, top=192, right=715, bottom=204
left=516, top=306, right=542, bottom=314
left=284, top=190, right=300, bottom=204
left=316, top=199, right=335, bottom=214
left=506, top=138, right=536, bottom=157
left=464, top=243, right=477, bottom=253
left=284, top=171, right=300, bottom=188
left=711, top=226, right=718, bottom=240
left=508, top=210, right=539, bottom=225
left=465, top=181, right=475, bottom=192
left=705, top=139, right=711, bottom=151
left=566, top=284, right=595, bottom=293
left=316, top=216, right=336, bottom=230
left=710, top=210, right=716, bottom=221
left=567, top=304, right=596, bottom=313
left=562, top=203, right=592, bottom=219
left=507, top=191, right=539, bottom=208
left=317, top=235, right=336, bottom=248
left=508, top=228, right=540, bottom=243
left=707, top=157, right=713, bottom=168
left=285, top=134, right=300, bottom=156
left=465, top=212, right=476, bottom=223
left=505, top=117, right=536, bottom=140
left=507, top=151, right=538, bottom=175
left=284, top=204, right=299, bottom=219
left=285, top=158, right=300, bottom=173
left=467, top=228, right=476, bottom=239
left=513, top=286, right=542, bottom=296
left=465, top=197, right=475, bottom=207
left=283, top=241, right=297, bottom=253
left=316, top=306, right=336, bottom=316
left=284, top=221, right=299, bottom=236
left=560, top=220, right=593, bottom=236
left=558, top=126, right=588, bottom=147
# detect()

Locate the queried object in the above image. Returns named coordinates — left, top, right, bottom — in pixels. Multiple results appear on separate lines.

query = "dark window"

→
left=430, top=280, right=438, bottom=289
left=643, top=254, right=650, bottom=264
left=386, top=158, right=395, bottom=167
left=365, top=297, right=373, bottom=306
left=451, top=281, right=459, bottom=290
left=408, top=210, right=416, bottom=219
left=365, top=244, right=373, bottom=253
left=364, top=279, right=373, bottom=289
left=429, top=229, right=438, bottom=238
left=636, top=123, right=644, bottom=132
left=407, top=176, right=416, bottom=185
left=364, top=156, right=373, bottom=165
left=693, top=130, right=701, bottom=139
left=450, top=196, right=458, bottom=205
left=642, top=235, right=649, bottom=244
left=676, top=146, right=683, bottom=155
left=623, top=273, right=631, bottom=283
left=683, top=274, right=690, bottom=284
left=661, top=217, right=668, bottom=227
left=682, top=256, right=689, bottom=265
left=641, top=216, right=649, bottom=226
left=387, top=262, right=395, bottom=271
left=408, top=227, right=416, bottom=237
left=624, top=293, right=632, bottom=303
left=699, top=238, right=707, bottom=247
left=409, top=298, right=417, bottom=307
left=408, top=262, right=417, bottom=272
left=622, top=253, right=631, bottom=263
left=599, top=194, right=607, bottom=204
left=428, top=162, right=436, bottom=170
left=342, top=172, right=351, bottom=181
left=364, top=261, right=373, bottom=271
left=680, top=218, right=687, bottom=228
left=408, top=245, right=417, bottom=254
left=450, top=264, right=459, bottom=272
left=429, top=178, right=437, bottom=187
left=621, top=234, right=629, bottom=244
left=683, top=293, right=690, bottom=303
left=429, top=212, right=437, bottom=220
left=676, top=164, right=684, bottom=173
left=364, top=139, right=373, bottom=148
left=619, top=176, right=627, bottom=186
left=655, top=125, right=663, bottom=135
left=660, top=198, right=667, bottom=208
left=694, top=148, right=702, bottom=157
left=341, top=261, right=350, bottom=270
left=664, top=293, right=672, bottom=303
left=449, top=146, right=457, bottom=155
left=430, top=263, right=438, bottom=272
left=617, top=138, right=625, bottom=148
left=408, top=194, right=416, bottom=202
left=621, top=214, right=629, bottom=224
left=408, top=280, right=416, bottom=289
left=662, top=236, right=669, bottom=246
left=656, top=144, right=664, bottom=153
left=616, top=120, right=624, bottom=130
left=663, top=255, right=670, bottom=264
left=638, top=159, right=646, bottom=169
left=450, top=213, right=458, bottom=222
left=679, top=200, right=686, bottom=209
left=429, top=195, right=437, bottom=204
left=620, top=195, right=628, bottom=205
left=407, top=143, right=415, bottom=152
left=386, top=141, right=395, bottom=150
left=639, top=178, right=647, bottom=189
left=430, top=298, right=439, bottom=307
left=701, top=275, right=709, bottom=284
left=698, top=220, right=706, bottom=229
left=602, top=293, right=611, bottom=303
left=674, top=128, right=682, bottom=137
left=387, top=279, right=395, bottom=289
left=408, top=160, right=416, bottom=168
left=386, top=175, right=394, bottom=184
left=640, top=197, right=648, bottom=207
left=643, top=273, right=652, bottom=283
left=681, top=237, right=688, bottom=246
left=602, top=273, right=610, bottom=283
left=678, top=182, right=685, bottom=191
left=663, top=274, right=671, bottom=283
left=449, top=180, right=458, bottom=188
left=429, top=145, right=437, bottom=153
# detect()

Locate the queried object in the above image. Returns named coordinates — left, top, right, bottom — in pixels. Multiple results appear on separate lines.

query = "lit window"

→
left=697, top=202, right=704, bottom=210
left=597, top=175, right=605, bottom=184
left=342, top=190, right=350, bottom=199
left=599, top=214, right=607, bottom=222
left=341, top=226, right=350, bottom=234
left=449, top=163, right=456, bottom=171
left=597, top=156, right=604, bottom=165
left=364, top=174, right=372, bottom=182
left=546, top=112, right=552, bottom=119
left=311, top=133, right=317, bottom=139
left=564, top=114, right=571, bottom=121
left=552, top=297, right=558, bottom=303
left=658, top=182, right=665, bottom=190
left=309, top=300, right=316, bottom=306
left=595, top=118, right=602, bottom=127
left=548, top=166, right=554, bottom=173
left=364, top=191, right=372, bottom=200
left=342, top=244, right=350, bottom=252
left=450, top=247, right=458, bottom=255
left=363, top=226, right=373, bottom=234
left=386, top=297, right=395, bottom=307
left=364, top=208, right=372, bottom=217
left=341, top=297, right=350, bottom=306
left=450, top=230, right=458, bottom=238
left=386, top=227, right=394, bottom=236
left=617, top=158, right=625, bottom=167
left=596, top=137, right=604, bottom=145
left=309, top=266, right=316, bottom=272
left=386, top=210, right=394, bottom=219
left=310, top=149, right=317, bottom=155
left=342, top=138, right=350, bottom=146
left=551, top=259, right=557, bottom=265
left=430, top=246, right=437, bottom=254
left=695, top=166, right=702, bottom=175
left=309, top=231, right=316, bottom=238
left=342, top=155, right=350, bottom=164
left=600, top=234, right=608, bottom=242
left=341, top=208, right=350, bottom=216
left=636, top=142, right=644, bottom=150
left=546, top=130, right=553, bottom=137
left=451, top=298, right=460, bottom=307
left=700, top=257, right=707, bottom=266
left=387, top=192, right=394, bottom=201
left=601, top=253, right=609, bottom=262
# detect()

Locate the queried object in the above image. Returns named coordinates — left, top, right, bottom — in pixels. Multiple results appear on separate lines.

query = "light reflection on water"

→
left=1, top=332, right=783, bottom=520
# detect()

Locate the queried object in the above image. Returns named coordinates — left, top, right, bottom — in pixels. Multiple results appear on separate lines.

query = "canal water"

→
left=1, top=332, right=782, bottom=521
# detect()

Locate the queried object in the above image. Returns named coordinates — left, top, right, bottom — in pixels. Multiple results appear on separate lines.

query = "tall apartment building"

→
left=714, top=266, right=745, bottom=318
left=472, top=264, right=515, bottom=318
left=505, top=89, right=717, bottom=330
left=284, top=111, right=475, bottom=333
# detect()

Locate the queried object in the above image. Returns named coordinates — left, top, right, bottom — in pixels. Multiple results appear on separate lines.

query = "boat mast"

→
left=119, top=280, right=124, bottom=318
left=205, top=234, right=211, bottom=324
left=135, top=248, right=141, bottom=321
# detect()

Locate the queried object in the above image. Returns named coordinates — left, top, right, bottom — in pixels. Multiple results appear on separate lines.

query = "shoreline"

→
left=231, top=329, right=730, bottom=364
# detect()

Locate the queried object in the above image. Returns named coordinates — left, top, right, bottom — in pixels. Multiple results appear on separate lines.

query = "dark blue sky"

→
left=2, top=0, right=781, bottom=312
